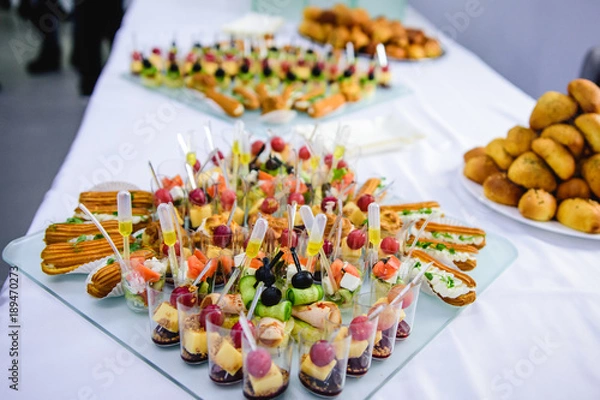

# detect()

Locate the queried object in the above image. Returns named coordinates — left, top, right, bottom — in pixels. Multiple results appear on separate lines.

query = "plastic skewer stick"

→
left=247, top=281, right=265, bottom=320
left=227, top=199, right=237, bottom=227
left=185, top=164, right=197, bottom=190
left=239, top=312, right=257, bottom=351
left=318, top=248, right=338, bottom=293
left=287, top=204, right=296, bottom=249
left=389, top=263, right=432, bottom=307
left=170, top=203, right=186, bottom=283
left=406, top=214, right=435, bottom=259
left=192, top=258, right=215, bottom=287
left=148, top=161, right=161, bottom=189
left=217, top=268, right=241, bottom=307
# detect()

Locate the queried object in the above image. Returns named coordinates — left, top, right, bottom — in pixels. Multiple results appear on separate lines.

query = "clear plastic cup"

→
left=177, top=291, right=208, bottom=364
left=147, top=284, right=179, bottom=347
left=346, top=306, right=379, bottom=377
left=242, top=329, right=293, bottom=399
left=394, top=282, right=421, bottom=341
left=355, top=292, right=403, bottom=360
left=297, top=325, right=351, bottom=397
left=206, top=309, right=244, bottom=385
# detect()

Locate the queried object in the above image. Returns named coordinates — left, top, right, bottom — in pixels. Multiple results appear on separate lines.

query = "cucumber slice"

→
left=286, top=284, right=324, bottom=306
left=291, top=318, right=321, bottom=342
left=338, top=288, right=354, bottom=305
left=255, top=300, right=292, bottom=321
left=198, top=281, right=210, bottom=295
left=240, top=275, right=257, bottom=309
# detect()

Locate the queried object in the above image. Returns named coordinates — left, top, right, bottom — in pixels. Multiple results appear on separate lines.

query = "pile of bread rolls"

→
left=299, top=3, right=443, bottom=60
left=464, top=78, right=600, bottom=234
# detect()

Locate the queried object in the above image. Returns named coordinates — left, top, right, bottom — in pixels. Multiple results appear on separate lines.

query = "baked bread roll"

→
left=485, top=138, right=513, bottom=170
left=463, top=155, right=500, bottom=184
left=556, top=198, right=600, bottom=233
left=483, top=173, right=525, bottom=206
left=463, top=147, right=486, bottom=162
left=556, top=178, right=591, bottom=201
left=504, top=126, right=537, bottom=157
left=531, top=137, right=576, bottom=180
left=574, top=113, right=600, bottom=153
left=540, top=124, right=585, bottom=158
left=529, top=91, right=578, bottom=130
left=582, top=154, right=600, bottom=198
left=508, top=152, right=557, bottom=192
left=518, top=189, right=557, bottom=221
left=567, top=78, right=600, bottom=113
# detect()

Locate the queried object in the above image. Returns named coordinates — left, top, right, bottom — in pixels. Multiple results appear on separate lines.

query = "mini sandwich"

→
left=408, top=250, right=477, bottom=307
left=73, top=205, right=151, bottom=231
left=307, top=93, right=346, bottom=118
left=381, top=201, right=444, bottom=222
left=44, top=220, right=120, bottom=245
left=41, top=234, right=125, bottom=275
left=79, top=191, right=154, bottom=209
left=294, top=87, right=326, bottom=112
left=233, top=86, right=260, bottom=110
left=407, top=237, right=478, bottom=271
left=205, top=88, right=245, bottom=117
left=413, top=221, right=486, bottom=249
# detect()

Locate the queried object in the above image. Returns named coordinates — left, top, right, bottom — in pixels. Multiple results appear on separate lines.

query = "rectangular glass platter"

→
left=3, top=231, right=517, bottom=399
left=120, top=73, right=411, bottom=128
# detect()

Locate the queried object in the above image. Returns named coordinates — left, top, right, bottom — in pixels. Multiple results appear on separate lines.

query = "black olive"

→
left=292, top=271, right=313, bottom=289
left=193, top=42, right=201, bottom=49
left=286, top=71, right=297, bottom=82
left=142, top=59, right=152, bottom=68
left=240, top=64, right=250, bottom=74
left=269, top=46, right=278, bottom=52
left=343, top=69, right=353, bottom=78
left=214, top=43, right=221, bottom=50
left=169, top=63, right=179, bottom=73
left=265, top=157, right=279, bottom=171
left=192, top=62, right=202, bottom=73
left=286, top=165, right=294, bottom=175
left=261, top=286, right=282, bottom=306
left=263, top=65, right=273, bottom=77
left=215, top=67, right=226, bottom=78
left=368, top=72, right=375, bottom=81
left=306, top=49, right=314, bottom=54
left=311, top=65, right=322, bottom=77
left=255, top=266, right=275, bottom=286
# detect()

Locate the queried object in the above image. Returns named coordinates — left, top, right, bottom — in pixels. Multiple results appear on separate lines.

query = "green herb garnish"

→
left=93, top=234, right=104, bottom=240
left=106, top=258, right=115, bottom=265
left=331, top=168, right=348, bottom=183
left=129, top=242, right=142, bottom=252
left=66, top=217, right=84, bottom=224
left=424, top=272, right=433, bottom=280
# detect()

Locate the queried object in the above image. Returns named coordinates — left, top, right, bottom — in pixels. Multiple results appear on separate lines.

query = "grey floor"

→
left=0, top=9, right=88, bottom=286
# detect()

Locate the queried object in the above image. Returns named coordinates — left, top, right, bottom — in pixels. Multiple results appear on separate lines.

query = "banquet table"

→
left=2, top=1, right=600, bottom=399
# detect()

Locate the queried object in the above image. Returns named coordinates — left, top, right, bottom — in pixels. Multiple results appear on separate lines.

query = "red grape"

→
left=322, top=239, right=333, bottom=257
left=251, top=140, right=265, bottom=156
left=288, top=192, right=305, bottom=206
left=154, top=188, right=173, bottom=206
left=132, top=51, right=142, bottom=61
left=387, top=284, right=414, bottom=309
left=213, top=225, right=232, bottom=248
left=280, top=228, right=298, bottom=248
left=380, top=237, right=399, bottom=255
left=347, top=230, right=366, bottom=250
left=298, top=146, right=311, bottom=161
left=170, top=286, right=196, bottom=307
left=220, top=189, right=236, bottom=211
left=356, top=194, right=375, bottom=213
left=189, top=188, right=207, bottom=206
left=349, top=315, right=375, bottom=341
left=247, top=348, right=272, bottom=378
left=200, top=304, right=224, bottom=328
left=310, top=340, right=335, bottom=367
left=321, top=196, right=337, bottom=213
left=231, top=321, right=255, bottom=348
left=162, top=242, right=181, bottom=257
left=152, top=47, right=161, bottom=55
left=271, top=136, right=286, bottom=152
left=376, top=305, right=397, bottom=331
left=336, top=159, right=348, bottom=169
left=324, top=154, right=333, bottom=168
left=193, top=160, right=201, bottom=173
left=260, top=197, right=279, bottom=215
left=211, top=150, right=224, bottom=165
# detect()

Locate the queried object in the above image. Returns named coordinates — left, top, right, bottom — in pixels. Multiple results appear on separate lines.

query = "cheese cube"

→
left=348, top=340, right=369, bottom=358
left=249, top=363, right=284, bottom=396
left=183, top=330, right=207, bottom=355
left=214, top=340, right=243, bottom=376
left=340, top=273, right=361, bottom=292
left=300, top=356, right=336, bottom=381
left=152, top=302, right=178, bottom=333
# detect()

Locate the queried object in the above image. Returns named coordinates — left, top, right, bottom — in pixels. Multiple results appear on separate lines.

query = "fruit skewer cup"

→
left=345, top=305, right=381, bottom=377
left=355, top=292, right=403, bottom=360
left=148, top=283, right=180, bottom=347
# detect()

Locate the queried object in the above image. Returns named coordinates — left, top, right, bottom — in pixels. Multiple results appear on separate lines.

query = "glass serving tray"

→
left=121, top=73, right=411, bottom=128
left=3, top=231, right=517, bottom=399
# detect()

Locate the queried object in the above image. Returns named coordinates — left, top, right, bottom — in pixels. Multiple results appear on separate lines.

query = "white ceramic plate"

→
left=458, top=170, right=600, bottom=240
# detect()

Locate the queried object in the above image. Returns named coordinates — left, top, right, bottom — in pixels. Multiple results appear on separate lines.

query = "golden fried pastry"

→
left=307, top=93, right=346, bottom=118
left=380, top=209, right=402, bottom=236
left=557, top=198, right=600, bottom=233
left=388, top=35, right=409, bottom=48
left=407, top=44, right=426, bottom=59
left=423, top=39, right=443, bottom=58
left=205, top=89, right=244, bottom=117
left=485, top=138, right=514, bottom=170
left=518, top=189, right=557, bottom=221
left=529, top=91, right=578, bottom=130
left=556, top=178, right=591, bottom=201
left=567, top=78, right=600, bottom=113
left=79, top=191, right=153, bottom=208
left=389, top=21, right=406, bottom=38
left=463, top=147, right=486, bottom=162
left=406, top=28, right=426, bottom=45
left=332, top=3, right=352, bottom=25
left=483, top=173, right=525, bottom=206
left=299, top=20, right=326, bottom=42
left=303, top=5, right=322, bottom=21
left=317, top=10, right=337, bottom=25
left=508, top=151, right=557, bottom=192
left=350, top=25, right=370, bottom=49
left=44, top=220, right=120, bottom=245
left=540, top=124, right=585, bottom=158
left=351, top=8, right=370, bottom=26
left=385, top=44, right=407, bottom=60
left=371, top=23, right=393, bottom=44
left=504, top=126, right=537, bottom=157
left=463, top=155, right=501, bottom=184
left=582, top=154, right=600, bottom=198
left=356, top=178, right=381, bottom=198
left=574, top=113, right=600, bottom=153
left=327, top=26, right=350, bottom=49
left=531, top=137, right=576, bottom=180
left=87, top=262, right=121, bottom=299
left=233, top=86, right=260, bottom=110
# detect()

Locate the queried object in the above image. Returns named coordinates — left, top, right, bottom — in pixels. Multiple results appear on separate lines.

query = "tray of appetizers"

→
left=4, top=131, right=518, bottom=399
left=124, top=39, right=410, bottom=126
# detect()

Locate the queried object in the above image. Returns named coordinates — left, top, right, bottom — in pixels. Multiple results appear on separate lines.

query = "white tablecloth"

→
left=2, top=1, right=600, bottom=399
